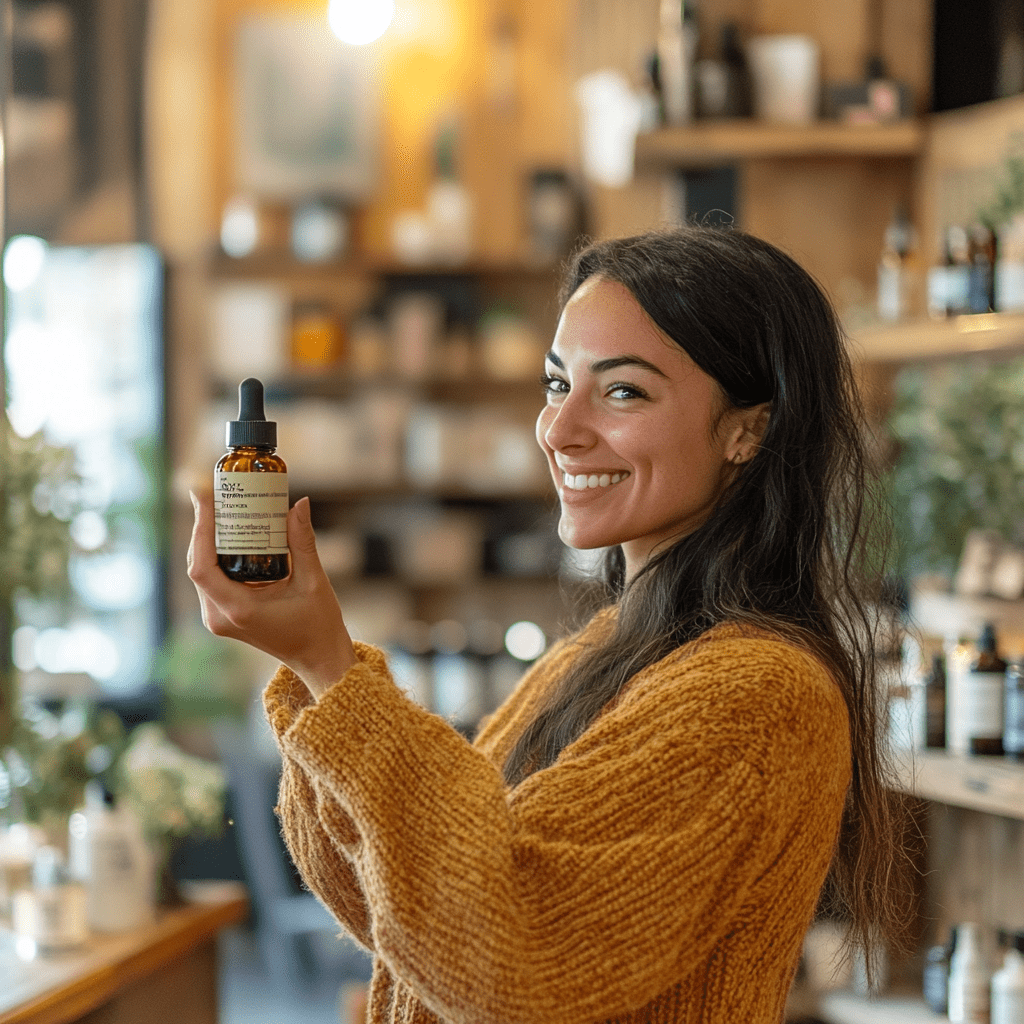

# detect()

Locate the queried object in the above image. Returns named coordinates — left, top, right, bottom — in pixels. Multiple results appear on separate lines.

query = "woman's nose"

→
left=539, top=391, right=596, bottom=453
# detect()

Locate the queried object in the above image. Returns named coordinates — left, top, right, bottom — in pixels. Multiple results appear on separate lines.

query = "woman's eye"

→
left=607, top=383, right=647, bottom=400
left=539, top=373, right=569, bottom=395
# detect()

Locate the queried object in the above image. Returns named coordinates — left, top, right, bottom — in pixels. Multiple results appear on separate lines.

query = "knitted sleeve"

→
left=265, top=631, right=850, bottom=1024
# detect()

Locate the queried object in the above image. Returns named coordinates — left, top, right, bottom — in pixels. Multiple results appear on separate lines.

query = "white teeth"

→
left=562, top=471, right=629, bottom=490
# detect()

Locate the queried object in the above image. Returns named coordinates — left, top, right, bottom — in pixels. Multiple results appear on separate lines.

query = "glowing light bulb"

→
left=328, top=0, right=395, bottom=45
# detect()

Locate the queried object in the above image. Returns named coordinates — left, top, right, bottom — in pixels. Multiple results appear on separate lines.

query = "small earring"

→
left=732, top=452, right=746, bottom=465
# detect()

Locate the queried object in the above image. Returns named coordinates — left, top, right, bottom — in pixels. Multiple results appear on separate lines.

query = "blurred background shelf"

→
left=635, top=120, right=925, bottom=168
left=817, top=991, right=935, bottom=1024
left=849, top=313, right=1024, bottom=364
left=892, top=749, right=1024, bottom=821
left=908, top=590, right=1024, bottom=638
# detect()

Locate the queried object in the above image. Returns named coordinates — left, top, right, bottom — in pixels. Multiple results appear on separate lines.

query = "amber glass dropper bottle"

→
left=214, top=377, right=290, bottom=583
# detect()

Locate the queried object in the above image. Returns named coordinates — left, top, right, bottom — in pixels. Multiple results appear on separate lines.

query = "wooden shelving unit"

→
left=891, top=748, right=1024, bottom=821
left=908, top=590, right=1024, bottom=639
left=818, top=991, right=934, bottom=1024
left=634, top=119, right=926, bottom=168
left=848, top=312, right=1024, bottom=363
left=209, top=250, right=558, bottom=282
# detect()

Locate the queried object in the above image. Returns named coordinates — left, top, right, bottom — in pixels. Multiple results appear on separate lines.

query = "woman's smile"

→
left=559, top=469, right=630, bottom=492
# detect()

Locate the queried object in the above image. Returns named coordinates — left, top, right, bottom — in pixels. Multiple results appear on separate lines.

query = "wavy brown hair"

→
left=503, top=227, right=916, bottom=975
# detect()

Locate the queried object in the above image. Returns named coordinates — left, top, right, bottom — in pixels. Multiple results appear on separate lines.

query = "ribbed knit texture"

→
left=263, top=613, right=851, bottom=1024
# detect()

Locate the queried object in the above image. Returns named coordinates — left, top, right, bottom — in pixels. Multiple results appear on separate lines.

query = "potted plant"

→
left=0, top=412, right=81, bottom=748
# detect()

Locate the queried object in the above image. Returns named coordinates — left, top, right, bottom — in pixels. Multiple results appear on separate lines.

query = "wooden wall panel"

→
left=916, top=93, right=1024, bottom=266
left=145, top=0, right=217, bottom=260
left=198, top=0, right=580, bottom=262
left=741, top=157, right=917, bottom=308
left=880, top=0, right=932, bottom=115
left=751, top=0, right=870, bottom=82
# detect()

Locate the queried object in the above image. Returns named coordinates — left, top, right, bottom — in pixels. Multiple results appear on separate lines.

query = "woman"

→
left=188, top=227, right=912, bottom=1023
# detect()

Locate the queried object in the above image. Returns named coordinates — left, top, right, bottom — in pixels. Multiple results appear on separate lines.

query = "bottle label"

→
left=963, top=670, right=1004, bottom=739
left=214, top=472, right=289, bottom=555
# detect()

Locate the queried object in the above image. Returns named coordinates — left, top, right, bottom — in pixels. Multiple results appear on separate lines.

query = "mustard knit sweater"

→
left=263, top=613, right=852, bottom=1024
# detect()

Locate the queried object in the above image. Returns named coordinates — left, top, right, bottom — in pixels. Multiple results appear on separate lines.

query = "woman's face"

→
left=536, top=276, right=758, bottom=579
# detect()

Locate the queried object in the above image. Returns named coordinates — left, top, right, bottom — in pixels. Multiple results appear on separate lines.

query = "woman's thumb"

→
left=287, top=497, right=319, bottom=563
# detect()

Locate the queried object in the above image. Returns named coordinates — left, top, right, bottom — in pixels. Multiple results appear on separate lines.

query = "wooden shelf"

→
left=634, top=119, right=925, bottom=168
left=209, top=249, right=557, bottom=281
left=849, top=312, right=1024, bottom=363
left=0, top=886, right=248, bottom=1024
left=892, top=748, right=1024, bottom=820
left=818, top=991, right=934, bottom=1024
left=211, top=372, right=545, bottom=406
left=908, top=590, right=1024, bottom=639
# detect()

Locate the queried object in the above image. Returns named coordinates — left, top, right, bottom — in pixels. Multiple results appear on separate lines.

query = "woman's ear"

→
left=725, top=403, right=770, bottom=464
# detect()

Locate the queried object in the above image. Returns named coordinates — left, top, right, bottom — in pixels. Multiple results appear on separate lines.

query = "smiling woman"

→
left=188, top=226, right=917, bottom=1024
left=536, top=276, right=768, bottom=575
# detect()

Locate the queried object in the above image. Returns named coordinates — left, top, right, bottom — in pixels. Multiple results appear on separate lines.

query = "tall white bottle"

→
left=992, top=944, right=1024, bottom=1024
left=68, top=782, right=155, bottom=932
left=949, top=923, right=992, bottom=1024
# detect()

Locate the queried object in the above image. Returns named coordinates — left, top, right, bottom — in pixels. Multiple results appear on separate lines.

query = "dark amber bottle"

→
left=214, top=378, right=290, bottom=583
left=965, top=622, right=1006, bottom=756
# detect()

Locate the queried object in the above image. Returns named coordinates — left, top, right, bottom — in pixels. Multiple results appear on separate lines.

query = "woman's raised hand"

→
left=187, top=489, right=356, bottom=699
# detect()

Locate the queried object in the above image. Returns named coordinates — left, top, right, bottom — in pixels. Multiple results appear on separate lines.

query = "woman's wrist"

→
left=294, top=637, right=358, bottom=701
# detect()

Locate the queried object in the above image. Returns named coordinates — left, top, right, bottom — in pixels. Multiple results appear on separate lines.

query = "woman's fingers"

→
left=285, top=497, right=321, bottom=583
left=187, top=487, right=267, bottom=638
left=186, top=488, right=219, bottom=586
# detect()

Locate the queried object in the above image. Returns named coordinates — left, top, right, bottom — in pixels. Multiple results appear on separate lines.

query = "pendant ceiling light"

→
left=328, top=0, right=395, bottom=45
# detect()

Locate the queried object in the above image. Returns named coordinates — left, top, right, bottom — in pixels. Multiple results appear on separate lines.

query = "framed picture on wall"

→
left=232, top=14, right=382, bottom=203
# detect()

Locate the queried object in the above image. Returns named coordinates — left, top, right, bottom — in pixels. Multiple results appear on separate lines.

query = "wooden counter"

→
left=0, top=882, right=248, bottom=1024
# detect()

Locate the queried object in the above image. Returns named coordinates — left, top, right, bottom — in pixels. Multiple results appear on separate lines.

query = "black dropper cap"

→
left=226, top=377, right=277, bottom=449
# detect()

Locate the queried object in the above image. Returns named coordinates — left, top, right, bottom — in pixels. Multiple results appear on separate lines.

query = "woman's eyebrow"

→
left=545, top=350, right=670, bottom=379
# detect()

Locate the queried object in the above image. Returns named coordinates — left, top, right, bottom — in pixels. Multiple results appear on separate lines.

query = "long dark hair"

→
left=503, top=227, right=914, bottom=969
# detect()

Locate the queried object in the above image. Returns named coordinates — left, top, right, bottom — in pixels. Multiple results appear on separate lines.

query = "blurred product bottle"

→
left=993, top=938, right=1024, bottom=1024
left=929, top=225, right=972, bottom=317
left=527, top=169, right=581, bottom=265
left=695, top=22, right=751, bottom=118
left=12, top=846, right=88, bottom=950
left=877, top=206, right=916, bottom=321
left=426, top=121, right=473, bottom=264
left=924, top=930, right=956, bottom=1015
left=948, top=923, right=992, bottom=1024
left=658, top=0, right=698, bottom=125
left=968, top=223, right=997, bottom=314
left=925, top=652, right=948, bottom=749
left=289, top=199, right=348, bottom=264
left=1004, top=662, right=1024, bottom=761
left=995, top=214, right=1024, bottom=312
left=964, top=623, right=1007, bottom=756
left=0, top=820, right=44, bottom=924
left=68, top=782, right=154, bottom=932
left=290, top=300, right=344, bottom=370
